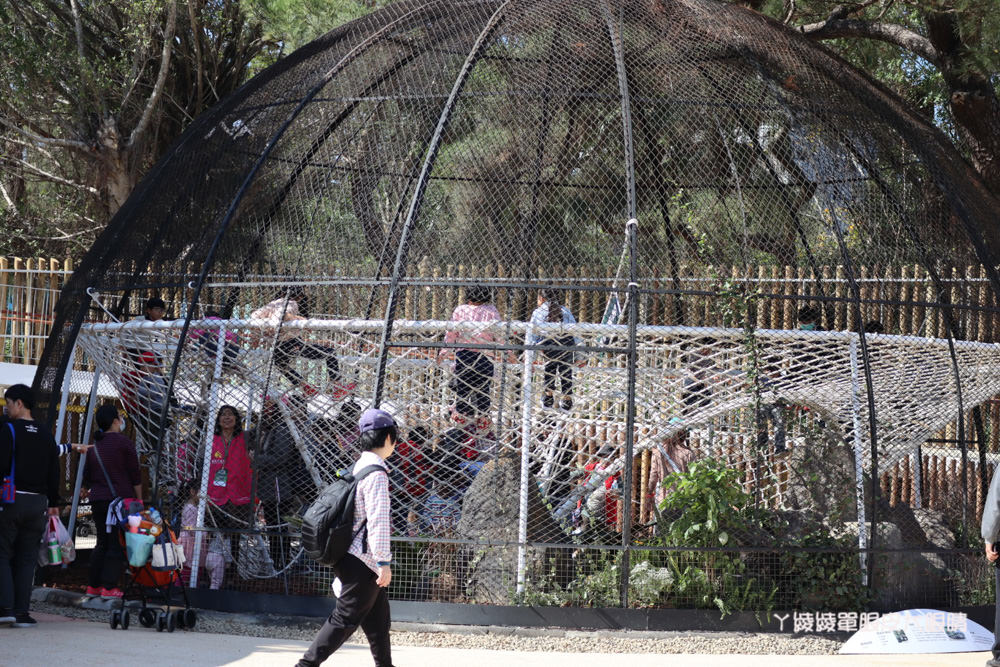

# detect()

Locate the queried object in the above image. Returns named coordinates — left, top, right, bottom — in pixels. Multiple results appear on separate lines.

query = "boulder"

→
left=836, top=515, right=954, bottom=608
left=781, top=419, right=859, bottom=525
left=457, top=452, right=567, bottom=603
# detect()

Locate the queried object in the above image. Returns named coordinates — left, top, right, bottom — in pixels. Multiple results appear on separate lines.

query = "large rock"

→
left=781, top=419, right=859, bottom=525
left=837, top=510, right=954, bottom=608
left=457, top=452, right=567, bottom=603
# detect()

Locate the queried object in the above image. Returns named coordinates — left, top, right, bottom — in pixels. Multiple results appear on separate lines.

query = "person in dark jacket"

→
left=255, top=395, right=311, bottom=525
left=0, top=384, right=61, bottom=627
left=83, top=404, right=142, bottom=599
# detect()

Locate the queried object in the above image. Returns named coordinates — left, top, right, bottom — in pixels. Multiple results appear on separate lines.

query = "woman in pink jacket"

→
left=206, top=405, right=253, bottom=510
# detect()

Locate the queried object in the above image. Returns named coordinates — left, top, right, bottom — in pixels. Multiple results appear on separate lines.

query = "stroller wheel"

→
left=156, top=611, right=166, bottom=632
left=182, top=609, right=197, bottom=629
left=121, top=610, right=130, bottom=630
left=109, top=609, right=120, bottom=630
left=139, top=609, right=156, bottom=628
left=166, top=611, right=177, bottom=633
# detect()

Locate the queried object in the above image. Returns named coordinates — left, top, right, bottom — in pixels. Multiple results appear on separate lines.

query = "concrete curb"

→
left=31, top=586, right=750, bottom=640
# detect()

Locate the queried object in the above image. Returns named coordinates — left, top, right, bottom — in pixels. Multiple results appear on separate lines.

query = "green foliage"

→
left=781, top=530, right=870, bottom=611
left=652, top=458, right=778, bottom=617
left=752, top=0, right=1000, bottom=145
left=947, top=553, right=996, bottom=606
left=249, top=0, right=388, bottom=57
left=0, top=0, right=270, bottom=254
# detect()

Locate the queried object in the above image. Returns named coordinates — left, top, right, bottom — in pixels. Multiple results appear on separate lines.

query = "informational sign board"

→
left=839, top=608, right=993, bottom=654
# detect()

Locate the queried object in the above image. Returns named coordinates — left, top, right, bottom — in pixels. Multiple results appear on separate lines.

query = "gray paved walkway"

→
left=1, top=612, right=994, bottom=666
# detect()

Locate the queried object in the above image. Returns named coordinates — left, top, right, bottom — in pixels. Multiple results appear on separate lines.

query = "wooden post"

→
left=834, top=265, right=845, bottom=330
left=783, top=265, right=794, bottom=329
left=925, top=266, right=938, bottom=338
left=16, top=257, right=27, bottom=364
left=431, top=265, right=442, bottom=320
left=890, top=462, right=900, bottom=507
left=902, top=456, right=912, bottom=506
left=898, top=264, right=910, bottom=335
left=928, top=455, right=938, bottom=508
left=0, top=257, right=9, bottom=363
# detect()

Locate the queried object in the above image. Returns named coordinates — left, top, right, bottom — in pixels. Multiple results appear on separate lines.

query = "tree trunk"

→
left=95, top=115, right=137, bottom=215
left=925, top=10, right=1000, bottom=193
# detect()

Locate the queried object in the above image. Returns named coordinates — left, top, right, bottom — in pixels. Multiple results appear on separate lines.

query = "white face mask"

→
left=119, top=417, right=127, bottom=432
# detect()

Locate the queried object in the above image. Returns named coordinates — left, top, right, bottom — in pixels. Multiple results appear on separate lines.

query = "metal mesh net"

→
left=36, top=0, right=1000, bottom=611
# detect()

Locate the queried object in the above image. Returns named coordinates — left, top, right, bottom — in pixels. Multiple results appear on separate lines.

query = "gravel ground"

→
left=31, top=599, right=843, bottom=655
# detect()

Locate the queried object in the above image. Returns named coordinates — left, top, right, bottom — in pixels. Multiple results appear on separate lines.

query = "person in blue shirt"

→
left=529, top=288, right=579, bottom=410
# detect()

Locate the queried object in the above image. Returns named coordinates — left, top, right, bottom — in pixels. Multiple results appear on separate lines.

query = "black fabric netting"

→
left=36, top=0, right=1000, bottom=610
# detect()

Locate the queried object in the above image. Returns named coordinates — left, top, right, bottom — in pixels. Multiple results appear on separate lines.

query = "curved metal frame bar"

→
left=148, top=3, right=437, bottom=496
left=371, top=0, right=514, bottom=406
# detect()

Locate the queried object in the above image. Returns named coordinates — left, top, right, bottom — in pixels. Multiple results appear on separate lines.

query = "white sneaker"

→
left=0, top=613, right=14, bottom=625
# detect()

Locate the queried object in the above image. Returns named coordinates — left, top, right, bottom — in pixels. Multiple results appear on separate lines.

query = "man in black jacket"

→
left=0, top=384, right=61, bottom=627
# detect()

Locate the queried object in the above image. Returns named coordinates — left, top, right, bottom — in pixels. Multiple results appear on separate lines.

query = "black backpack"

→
left=301, top=465, right=385, bottom=566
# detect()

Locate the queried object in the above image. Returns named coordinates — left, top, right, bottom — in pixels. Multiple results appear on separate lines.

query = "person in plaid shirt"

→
left=297, top=408, right=397, bottom=667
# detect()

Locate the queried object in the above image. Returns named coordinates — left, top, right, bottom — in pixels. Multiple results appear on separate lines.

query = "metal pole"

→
left=371, top=1, right=512, bottom=407
left=54, top=342, right=76, bottom=444
left=148, top=5, right=431, bottom=495
left=600, top=0, right=639, bottom=608
left=516, top=323, right=535, bottom=595
left=190, top=324, right=227, bottom=587
left=66, top=359, right=101, bottom=547
left=848, top=338, right=868, bottom=587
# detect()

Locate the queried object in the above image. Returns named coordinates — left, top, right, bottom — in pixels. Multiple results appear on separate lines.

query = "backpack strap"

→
left=5, top=422, right=14, bottom=480
left=350, top=464, right=388, bottom=553
left=92, top=443, right=121, bottom=497
left=353, top=464, right=386, bottom=483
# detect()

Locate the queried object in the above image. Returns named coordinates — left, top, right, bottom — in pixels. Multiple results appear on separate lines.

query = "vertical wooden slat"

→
left=783, top=265, right=794, bottom=329
left=0, top=257, right=9, bottom=362
left=18, top=258, right=29, bottom=364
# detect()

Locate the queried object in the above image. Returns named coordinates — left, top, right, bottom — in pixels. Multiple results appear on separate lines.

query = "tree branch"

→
left=0, top=117, right=91, bottom=153
left=0, top=179, right=15, bottom=213
left=0, top=155, right=99, bottom=196
left=69, top=0, right=86, bottom=62
left=188, top=0, right=205, bottom=117
left=127, top=0, right=178, bottom=149
left=797, top=19, right=940, bottom=67
left=2, top=135, right=58, bottom=163
left=23, top=225, right=103, bottom=241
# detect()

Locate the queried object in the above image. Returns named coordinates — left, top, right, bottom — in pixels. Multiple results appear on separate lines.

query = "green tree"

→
left=743, top=0, right=1000, bottom=193
left=0, top=0, right=275, bottom=255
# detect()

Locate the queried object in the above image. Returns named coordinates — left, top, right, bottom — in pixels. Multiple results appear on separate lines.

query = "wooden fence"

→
left=4, top=257, right=1000, bottom=368
left=3, top=256, right=999, bottom=535
left=0, top=257, right=73, bottom=365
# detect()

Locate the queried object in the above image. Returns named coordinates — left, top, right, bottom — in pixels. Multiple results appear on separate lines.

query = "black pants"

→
left=275, top=339, right=341, bottom=387
left=541, top=336, right=574, bottom=396
left=0, top=492, right=48, bottom=614
left=993, top=565, right=1000, bottom=660
left=453, top=350, right=493, bottom=416
left=297, top=554, right=392, bottom=667
left=88, top=499, right=125, bottom=589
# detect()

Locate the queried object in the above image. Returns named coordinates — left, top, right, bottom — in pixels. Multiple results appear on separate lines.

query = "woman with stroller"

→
left=83, top=404, right=142, bottom=599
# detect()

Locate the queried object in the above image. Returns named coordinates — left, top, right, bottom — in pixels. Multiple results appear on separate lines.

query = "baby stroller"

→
left=109, top=502, right=196, bottom=632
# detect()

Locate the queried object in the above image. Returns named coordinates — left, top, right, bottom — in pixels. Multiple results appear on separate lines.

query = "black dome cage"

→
left=36, top=0, right=1000, bottom=610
